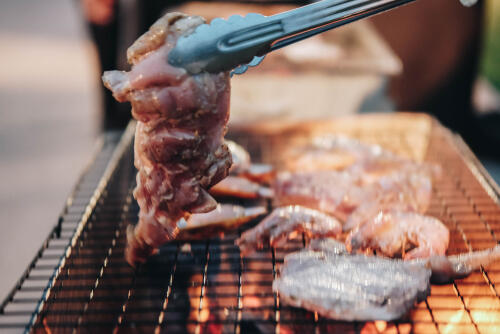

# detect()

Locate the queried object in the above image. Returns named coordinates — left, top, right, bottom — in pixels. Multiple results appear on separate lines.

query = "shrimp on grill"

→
left=237, top=205, right=342, bottom=255
left=346, top=210, right=450, bottom=260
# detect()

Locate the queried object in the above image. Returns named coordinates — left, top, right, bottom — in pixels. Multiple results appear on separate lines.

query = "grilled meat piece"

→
left=177, top=204, right=266, bottom=240
left=238, top=136, right=445, bottom=256
left=209, top=175, right=273, bottom=199
left=103, top=12, right=231, bottom=265
left=273, top=170, right=355, bottom=220
left=274, top=167, right=433, bottom=225
left=276, top=137, right=439, bottom=225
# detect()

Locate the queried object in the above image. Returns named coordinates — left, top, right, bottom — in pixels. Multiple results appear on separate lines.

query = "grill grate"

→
left=0, top=130, right=126, bottom=334
left=2, top=114, right=500, bottom=333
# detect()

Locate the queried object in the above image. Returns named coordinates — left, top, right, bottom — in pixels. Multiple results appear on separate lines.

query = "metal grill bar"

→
left=0, top=131, right=126, bottom=333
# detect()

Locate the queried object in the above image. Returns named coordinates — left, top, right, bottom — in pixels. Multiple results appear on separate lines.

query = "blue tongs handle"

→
left=168, top=0, right=416, bottom=74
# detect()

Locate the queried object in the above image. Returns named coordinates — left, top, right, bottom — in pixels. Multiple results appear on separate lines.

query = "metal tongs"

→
left=168, top=0, right=417, bottom=75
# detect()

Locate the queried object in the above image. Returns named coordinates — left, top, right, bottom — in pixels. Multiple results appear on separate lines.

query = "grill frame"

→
left=0, top=128, right=131, bottom=333
left=2, top=114, right=500, bottom=333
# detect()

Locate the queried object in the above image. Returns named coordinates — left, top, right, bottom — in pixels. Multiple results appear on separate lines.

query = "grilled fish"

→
left=275, top=239, right=431, bottom=321
left=275, top=239, right=500, bottom=321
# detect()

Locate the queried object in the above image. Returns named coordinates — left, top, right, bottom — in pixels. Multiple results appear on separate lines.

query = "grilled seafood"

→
left=346, top=211, right=450, bottom=259
left=103, top=12, right=231, bottom=265
left=428, top=245, right=500, bottom=283
left=274, top=166, right=433, bottom=224
left=210, top=176, right=273, bottom=199
left=275, top=239, right=431, bottom=321
left=226, top=140, right=251, bottom=174
left=208, top=140, right=274, bottom=199
left=177, top=204, right=267, bottom=240
left=236, top=205, right=342, bottom=255
left=274, top=239, right=500, bottom=321
left=233, top=135, right=445, bottom=257
left=342, top=170, right=433, bottom=231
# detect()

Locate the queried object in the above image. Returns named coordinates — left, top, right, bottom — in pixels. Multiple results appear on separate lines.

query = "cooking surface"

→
left=2, top=114, right=500, bottom=333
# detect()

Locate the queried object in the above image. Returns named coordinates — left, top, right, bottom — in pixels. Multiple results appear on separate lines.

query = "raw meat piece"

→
left=103, top=12, right=231, bottom=265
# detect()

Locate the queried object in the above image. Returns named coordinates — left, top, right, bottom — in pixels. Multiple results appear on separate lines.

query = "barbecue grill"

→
left=1, top=113, right=500, bottom=333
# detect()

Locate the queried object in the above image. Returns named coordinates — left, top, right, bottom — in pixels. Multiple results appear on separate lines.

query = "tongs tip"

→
left=168, top=12, right=269, bottom=75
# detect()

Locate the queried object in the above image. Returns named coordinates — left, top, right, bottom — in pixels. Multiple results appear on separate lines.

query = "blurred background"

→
left=0, top=0, right=499, bottom=303
left=0, top=1, right=97, bottom=304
